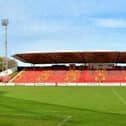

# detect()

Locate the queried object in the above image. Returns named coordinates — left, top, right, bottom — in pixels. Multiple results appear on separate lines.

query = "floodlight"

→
left=1, top=19, right=9, bottom=26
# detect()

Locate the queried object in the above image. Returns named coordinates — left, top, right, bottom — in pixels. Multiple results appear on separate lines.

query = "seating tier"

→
left=12, top=68, right=126, bottom=83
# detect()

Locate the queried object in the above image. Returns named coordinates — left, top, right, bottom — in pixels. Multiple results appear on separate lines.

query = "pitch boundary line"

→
left=57, top=115, right=72, bottom=126
left=112, top=88, right=126, bottom=105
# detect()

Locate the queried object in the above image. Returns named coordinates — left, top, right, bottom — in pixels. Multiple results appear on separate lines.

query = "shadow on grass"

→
left=0, top=91, right=7, bottom=96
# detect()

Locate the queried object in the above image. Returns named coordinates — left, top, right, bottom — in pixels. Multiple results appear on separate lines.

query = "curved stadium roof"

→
left=13, top=51, right=126, bottom=64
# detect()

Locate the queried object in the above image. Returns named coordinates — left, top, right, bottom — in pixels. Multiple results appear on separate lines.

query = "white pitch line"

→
left=112, top=88, right=126, bottom=105
left=57, top=116, right=72, bottom=126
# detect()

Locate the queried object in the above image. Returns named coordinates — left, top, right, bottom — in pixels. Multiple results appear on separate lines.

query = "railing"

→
left=0, top=82, right=126, bottom=86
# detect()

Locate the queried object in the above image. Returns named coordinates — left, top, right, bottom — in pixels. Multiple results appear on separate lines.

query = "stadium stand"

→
left=7, top=51, right=126, bottom=85
left=11, top=67, right=126, bottom=83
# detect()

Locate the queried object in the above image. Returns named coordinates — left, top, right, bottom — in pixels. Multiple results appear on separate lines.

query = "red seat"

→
left=12, top=68, right=126, bottom=84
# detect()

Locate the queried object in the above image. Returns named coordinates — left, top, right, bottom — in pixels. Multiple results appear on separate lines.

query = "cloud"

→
left=95, top=18, right=126, bottom=28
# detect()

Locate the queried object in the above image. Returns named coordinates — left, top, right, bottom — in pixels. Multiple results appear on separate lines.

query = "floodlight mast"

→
left=1, top=19, right=9, bottom=71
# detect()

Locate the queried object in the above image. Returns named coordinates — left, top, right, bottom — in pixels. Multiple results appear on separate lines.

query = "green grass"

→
left=0, top=86, right=126, bottom=126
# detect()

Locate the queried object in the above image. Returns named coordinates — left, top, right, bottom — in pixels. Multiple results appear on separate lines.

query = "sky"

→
left=0, top=0, right=126, bottom=60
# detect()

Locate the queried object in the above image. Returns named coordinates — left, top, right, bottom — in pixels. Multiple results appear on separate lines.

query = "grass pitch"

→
left=0, top=86, right=126, bottom=126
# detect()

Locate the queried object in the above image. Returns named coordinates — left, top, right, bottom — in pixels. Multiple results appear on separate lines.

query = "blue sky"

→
left=1, top=0, right=126, bottom=58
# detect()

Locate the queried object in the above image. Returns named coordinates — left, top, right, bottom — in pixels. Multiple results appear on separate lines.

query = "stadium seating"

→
left=11, top=67, right=126, bottom=83
left=0, top=75, right=10, bottom=82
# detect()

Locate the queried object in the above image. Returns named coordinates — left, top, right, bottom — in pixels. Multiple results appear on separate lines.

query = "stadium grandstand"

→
left=0, top=51, right=125, bottom=86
